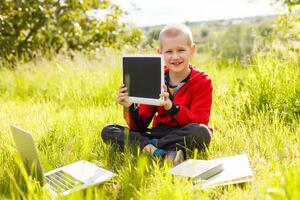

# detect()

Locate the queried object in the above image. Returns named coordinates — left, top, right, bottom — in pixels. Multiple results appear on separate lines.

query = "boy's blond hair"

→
left=159, top=24, right=194, bottom=47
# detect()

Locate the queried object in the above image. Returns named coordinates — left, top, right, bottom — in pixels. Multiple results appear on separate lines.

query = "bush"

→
left=236, top=54, right=300, bottom=122
left=0, top=1, right=142, bottom=67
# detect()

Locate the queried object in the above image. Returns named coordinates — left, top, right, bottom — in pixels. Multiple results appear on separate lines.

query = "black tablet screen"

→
left=123, top=57, right=162, bottom=99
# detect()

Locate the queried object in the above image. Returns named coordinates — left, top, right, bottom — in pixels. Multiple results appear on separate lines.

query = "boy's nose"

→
left=172, top=52, right=180, bottom=59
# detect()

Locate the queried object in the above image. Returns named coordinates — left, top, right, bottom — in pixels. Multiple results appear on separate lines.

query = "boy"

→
left=101, top=24, right=212, bottom=165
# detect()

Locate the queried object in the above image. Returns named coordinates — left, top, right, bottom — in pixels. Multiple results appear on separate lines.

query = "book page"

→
left=170, top=159, right=223, bottom=178
left=202, top=154, right=254, bottom=188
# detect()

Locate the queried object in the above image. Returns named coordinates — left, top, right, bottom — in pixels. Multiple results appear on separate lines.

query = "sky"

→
left=111, top=0, right=282, bottom=27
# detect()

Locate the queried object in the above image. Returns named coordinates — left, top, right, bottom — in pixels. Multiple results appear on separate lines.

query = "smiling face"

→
left=158, top=33, right=195, bottom=76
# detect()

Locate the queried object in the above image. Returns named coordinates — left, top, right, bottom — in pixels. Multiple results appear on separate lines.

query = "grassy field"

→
left=0, top=51, right=299, bottom=199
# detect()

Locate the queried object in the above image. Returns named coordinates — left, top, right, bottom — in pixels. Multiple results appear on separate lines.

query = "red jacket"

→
left=124, top=65, right=213, bottom=131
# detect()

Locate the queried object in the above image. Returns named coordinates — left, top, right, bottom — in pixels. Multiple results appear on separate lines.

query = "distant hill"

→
left=141, top=15, right=277, bottom=33
left=141, top=15, right=277, bottom=62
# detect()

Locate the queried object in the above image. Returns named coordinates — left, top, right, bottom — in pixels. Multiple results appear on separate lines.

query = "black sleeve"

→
left=129, top=104, right=156, bottom=132
left=167, top=102, right=180, bottom=116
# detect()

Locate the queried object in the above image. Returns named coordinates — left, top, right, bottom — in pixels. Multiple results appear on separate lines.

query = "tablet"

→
left=122, top=54, right=164, bottom=106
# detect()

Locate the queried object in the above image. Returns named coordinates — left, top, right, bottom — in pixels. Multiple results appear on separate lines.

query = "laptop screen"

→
left=123, top=56, right=162, bottom=99
left=10, top=125, right=45, bottom=185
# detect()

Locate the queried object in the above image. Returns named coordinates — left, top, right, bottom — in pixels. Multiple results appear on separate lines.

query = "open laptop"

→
left=10, top=125, right=116, bottom=197
left=122, top=54, right=165, bottom=106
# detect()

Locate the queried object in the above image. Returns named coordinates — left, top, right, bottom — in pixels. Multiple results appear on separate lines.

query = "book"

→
left=201, top=154, right=254, bottom=188
left=168, top=154, right=254, bottom=189
left=168, top=159, right=223, bottom=182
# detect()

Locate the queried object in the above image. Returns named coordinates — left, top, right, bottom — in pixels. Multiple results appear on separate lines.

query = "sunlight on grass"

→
left=0, top=52, right=299, bottom=199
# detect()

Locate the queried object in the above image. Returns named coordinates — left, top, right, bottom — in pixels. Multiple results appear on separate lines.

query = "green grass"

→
left=0, top=52, right=299, bottom=199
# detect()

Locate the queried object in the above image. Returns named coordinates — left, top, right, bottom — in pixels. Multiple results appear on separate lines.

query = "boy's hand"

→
left=117, top=84, right=133, bottom=108
left=160, top=85, right=172, bottom=110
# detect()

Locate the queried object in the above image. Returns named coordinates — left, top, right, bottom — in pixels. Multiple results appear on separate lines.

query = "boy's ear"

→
left=191, top=44, right=196, bottom=55
left=157, top=48, right=162, bottom=54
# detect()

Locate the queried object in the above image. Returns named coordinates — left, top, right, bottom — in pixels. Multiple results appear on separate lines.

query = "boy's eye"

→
left=179, top=49, right=186, bottom=52
left=165, top=51, right=172, bottom=53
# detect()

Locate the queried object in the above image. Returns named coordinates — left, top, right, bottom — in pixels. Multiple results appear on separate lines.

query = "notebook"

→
left=168, top=154, right=254, bottom=189
left=168, top=159, right=223, bottom=182
left=200, top=154, right=254, bottom=188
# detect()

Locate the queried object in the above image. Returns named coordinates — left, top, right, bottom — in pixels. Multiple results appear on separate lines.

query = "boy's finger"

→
left=163, top=85, right=167, bottom=91
left=160, top=93, right=169, bottom=100
left=162, top=92, right=169, bottom=97
left=119, top=87, right=127, bottom=92
left=119, top=93, right=128, bottom=97
left=118, top=97, right=127, bottom=102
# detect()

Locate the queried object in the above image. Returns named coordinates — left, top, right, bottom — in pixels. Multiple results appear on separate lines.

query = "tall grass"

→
left=0, top=51, right=299, bottom=199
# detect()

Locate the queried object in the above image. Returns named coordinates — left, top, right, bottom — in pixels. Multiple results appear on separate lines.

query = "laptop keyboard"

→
left=46, top=170, right=83, bottom=193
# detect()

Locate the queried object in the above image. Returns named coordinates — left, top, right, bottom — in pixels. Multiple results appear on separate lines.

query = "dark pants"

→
left=101, top=123, right=211, bottom=152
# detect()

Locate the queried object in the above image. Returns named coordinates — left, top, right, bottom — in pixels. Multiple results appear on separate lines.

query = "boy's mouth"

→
left=171, top=61, right=183, bottom=66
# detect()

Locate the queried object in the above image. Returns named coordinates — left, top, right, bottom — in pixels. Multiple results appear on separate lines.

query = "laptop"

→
left=122, top=54, right=165, bottom=106
left=10, top=125, right=116, bottom=197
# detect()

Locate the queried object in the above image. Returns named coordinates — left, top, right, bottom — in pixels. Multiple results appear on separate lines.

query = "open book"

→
left=168, top=159, right=223, bottom=181
left=169, top=154, right=254, bottom=189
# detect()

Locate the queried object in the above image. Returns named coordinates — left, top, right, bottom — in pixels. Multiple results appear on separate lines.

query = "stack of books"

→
left=168, top=154, right=254, bottom=188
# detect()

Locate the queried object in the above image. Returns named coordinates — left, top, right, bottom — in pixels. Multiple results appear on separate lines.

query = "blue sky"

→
left=111, top=0, right=282, bottom=27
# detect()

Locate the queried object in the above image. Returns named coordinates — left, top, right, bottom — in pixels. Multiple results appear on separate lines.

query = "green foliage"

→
left=1, top=3, right=299, bottom=199
left=272, top=8, right=300, bottom=58
left=261, top=164, right=300, bottom=199
left=0, top=47, right=300, bottom=199
left=210, top=24, right=255, bottom=63
left=142, top=27, right=161, bottom=48
left=208, top=21, right=276, bottom=65
left=229, top=54, right=300, bottom=123
left=0, top=0, right=142, bottom=67
left=273, top=0, right=300, bottom=9
left=142, top=16, right=276, bottom=65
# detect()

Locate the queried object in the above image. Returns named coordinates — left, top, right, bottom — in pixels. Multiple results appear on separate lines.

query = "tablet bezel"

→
left=122, top=54, right=165, bottom=106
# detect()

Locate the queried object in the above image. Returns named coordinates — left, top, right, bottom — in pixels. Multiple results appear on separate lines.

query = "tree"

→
left=273, top=0, right=300, bottom=9
left=143, top=28, right=160, bottom=48
left=271, top=0, right=300, bottom=55
left=0, top=0, right=142, bottom=67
